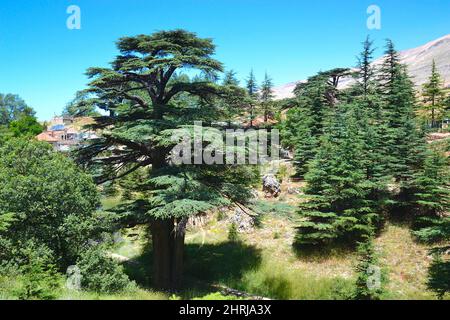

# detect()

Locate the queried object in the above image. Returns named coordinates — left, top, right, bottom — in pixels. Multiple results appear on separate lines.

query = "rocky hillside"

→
left=274, top=34, right=450, bottom=99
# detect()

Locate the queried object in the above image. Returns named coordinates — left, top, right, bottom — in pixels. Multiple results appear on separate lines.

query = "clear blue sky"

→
left=0, top=0, right=449, bottom=120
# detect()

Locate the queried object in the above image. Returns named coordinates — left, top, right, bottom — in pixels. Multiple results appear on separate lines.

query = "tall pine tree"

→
left=378, top=40, right=426, bottom=214
left=260, top=72, right=274, bottom=123
left=76, top=30, right=256, bottom=289
left=246, top=69, right=259, bottom=127
left=295, top=105, right=379, bottom=246
left=422, top=60, right=446, bottom=129
left=285, top=68, right=349, bottom=177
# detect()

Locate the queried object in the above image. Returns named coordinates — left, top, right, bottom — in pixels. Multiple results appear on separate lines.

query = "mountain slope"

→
left=273, top=34, right=450, bottom=99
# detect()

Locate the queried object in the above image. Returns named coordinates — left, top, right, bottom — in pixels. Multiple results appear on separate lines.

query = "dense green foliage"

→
left=63, top=91, right=101, bottom=117
left=413, top=149, right=450, bottom=221
left=0, top=94, right=35, bottom=126
left=0, top=94, right=42, bottom=143
left=8, top=115, right=43, bottom=137
left=260, top=72, right=275, bottom=123
left=77, top=246, right=132, bottom=293
left=76, top=30, right=257, bottom=289
left=421, top=60, right=447, bottom=128
left=13, top=246, right=62, bottom=300
left=281, top=68, right=349, bottom=176
left=353, top=235, right=386, bottom=300
left=291, top=38, right=442, bottom=250
left=0, top=139, right=102, bottom=269
left=427, top=251, right=450, bottom=299
left=295, top=106, right=380, bottom=246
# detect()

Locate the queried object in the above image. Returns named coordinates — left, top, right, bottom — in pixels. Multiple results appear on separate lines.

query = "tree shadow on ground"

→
left=122, top=241, right=262, bottom=297
left=292, top=242, right=357, bottom=263
left=183, top=241, right=262, bottom=286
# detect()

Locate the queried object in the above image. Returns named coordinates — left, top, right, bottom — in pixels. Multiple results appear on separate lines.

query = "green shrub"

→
left=217, top=209, right=227, bottom=221
left=228, top=223, right=239, bottom=242
left=427, top=254, right=450, bottom=299
left=10, top=245, right=62, bottom=300
left=15, top=261, right=62, bottom=300
left=276, top=164, right=289, bottom=183
left=412, top=216, right=450, bottom=243
left=0, top=139, right=102, bottom=269
left=353, top=236, right=387, bottom=300
left=77, top=246, right=132, bottom=293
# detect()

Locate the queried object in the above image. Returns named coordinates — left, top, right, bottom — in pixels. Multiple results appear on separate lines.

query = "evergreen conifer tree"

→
left=222, top=70, right=240, bottom=86
left=246, top=69, right=259, bottom=127
left=76, top=30, right=257, bottom=289
left=354, top=233, right=385, bottom=300
left=350, top=36, right=390, bottom=213
left=422, top=60, right=446, bottom=129
left=378, top=40, right=426, bottom=213
left=295, top=106, right=379, bottom=246
left=412, top=148, right=450, bottom=243
left=286, top=68, right=348, bottom=177
left=260, top=72, right=274, bottom=123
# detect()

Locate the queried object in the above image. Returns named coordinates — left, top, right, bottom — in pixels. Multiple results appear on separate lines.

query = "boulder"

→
left=262, top=174, right=281, bottom=197
left=229, top=207, right=254, bottom=232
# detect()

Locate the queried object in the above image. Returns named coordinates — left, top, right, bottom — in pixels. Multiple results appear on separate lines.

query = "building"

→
left=36, top=116, right=97, bottom=152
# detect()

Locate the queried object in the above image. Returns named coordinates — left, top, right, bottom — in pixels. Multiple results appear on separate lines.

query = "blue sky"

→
left=0, top=0, right=449, bottom=120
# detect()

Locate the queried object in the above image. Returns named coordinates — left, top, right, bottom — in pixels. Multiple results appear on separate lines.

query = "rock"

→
left=287, top=187, right=300, bottom=194
left=280, top=148, right=292, bottom=159
left=229, top=208, right=254, bottom=232
left=109, top=253, right=130, bottom=263
left=262, top=174, right=281, bottom=197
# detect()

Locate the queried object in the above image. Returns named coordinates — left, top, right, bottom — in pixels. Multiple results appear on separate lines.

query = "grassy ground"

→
left=108, top=191, right=441, bottom=299
left=3, top=186, right=439, bottom=300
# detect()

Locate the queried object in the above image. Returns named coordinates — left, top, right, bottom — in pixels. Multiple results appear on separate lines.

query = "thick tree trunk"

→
left=151, top=219, right=172, bottom=289
left=170, top=217, right=188, bottom=288
left=150, top=217, right=188, bottom=290
left=431, top=108, right=435, bottom=128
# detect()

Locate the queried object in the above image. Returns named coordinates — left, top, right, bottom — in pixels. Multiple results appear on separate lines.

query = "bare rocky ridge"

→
left=273, top=34, right=450, bottom=99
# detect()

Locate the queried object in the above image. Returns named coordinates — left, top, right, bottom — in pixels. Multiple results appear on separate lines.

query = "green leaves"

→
left=78, top=29, right=256, bottom=223
left=0, top=138, right=102, bottom=268
left=295, top=103, right=382, bottom=247
left=8, top=115, right=43, bottom=138
left=0, top=212, right=15, bottom=232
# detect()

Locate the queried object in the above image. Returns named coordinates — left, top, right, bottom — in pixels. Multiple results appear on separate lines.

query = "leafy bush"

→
left=77, top=246, right=132, bottom=293
left=412, top=216, right=450, bottom=243
left=15, top=261, right=61, bottom=300
left=0, top=139, right=103, bottom=269
left=353, top=236, right=387, bottom=300
left=10, top=244, right=62, bottom=300
left=276, top=164, right=289, bottom=183
left=427, top=254, right=450, bottom=299
left=228, top=223, right=239, bottom=242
